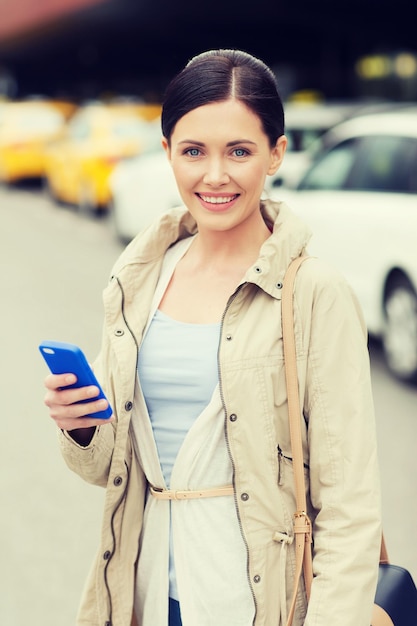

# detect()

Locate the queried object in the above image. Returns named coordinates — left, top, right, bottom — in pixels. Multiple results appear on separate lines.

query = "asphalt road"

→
left=0, top=183, right=416, bottom=626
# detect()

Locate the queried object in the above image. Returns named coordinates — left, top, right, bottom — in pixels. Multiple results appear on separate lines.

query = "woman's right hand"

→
left=44, top=373, right=113, bottom=443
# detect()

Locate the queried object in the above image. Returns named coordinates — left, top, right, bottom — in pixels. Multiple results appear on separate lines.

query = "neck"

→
left=188, top=211, right=271, bottom=271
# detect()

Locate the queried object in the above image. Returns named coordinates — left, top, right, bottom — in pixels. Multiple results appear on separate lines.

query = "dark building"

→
left=0, top=0, right=416, bottom=102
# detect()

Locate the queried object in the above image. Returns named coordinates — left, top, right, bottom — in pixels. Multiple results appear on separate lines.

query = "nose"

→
left=202, top=157, right=230, bottom=186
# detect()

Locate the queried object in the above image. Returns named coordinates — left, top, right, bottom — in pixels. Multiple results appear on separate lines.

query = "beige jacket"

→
left=59, top=199, right=381, bottom=626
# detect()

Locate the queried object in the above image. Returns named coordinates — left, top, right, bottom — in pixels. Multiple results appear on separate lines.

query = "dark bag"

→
left=372, top=559, right=417, bottom=626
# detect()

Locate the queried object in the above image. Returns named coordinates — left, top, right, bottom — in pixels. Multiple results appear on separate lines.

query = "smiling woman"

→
left=43, top=49, right=381, bottom=626
left=161, top=99, right=286, bottom=245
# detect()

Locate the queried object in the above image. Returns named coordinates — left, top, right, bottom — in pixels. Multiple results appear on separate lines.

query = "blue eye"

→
left=234, top=148, right=248, bottom=157
left=186, top=148, right=200, bottom=157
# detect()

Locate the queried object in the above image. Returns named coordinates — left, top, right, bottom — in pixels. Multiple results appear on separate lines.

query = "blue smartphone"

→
left=39, top=340, right=113, bottom=419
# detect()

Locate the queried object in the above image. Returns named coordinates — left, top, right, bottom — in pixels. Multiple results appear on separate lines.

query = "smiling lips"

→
left=197, top=193, right=239, bottom=210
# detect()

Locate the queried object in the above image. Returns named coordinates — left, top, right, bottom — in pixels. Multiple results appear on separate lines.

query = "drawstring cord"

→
left=273, top=531, right=294, bottom=626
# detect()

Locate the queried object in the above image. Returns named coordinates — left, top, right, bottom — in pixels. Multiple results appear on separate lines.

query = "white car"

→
left=109, top=149, right=181, bottom=243
left=267, top=100, right=412, bottom=191
left=267, top=101, right=360, bottom=190
left=271, top=107, right=417, bottom=384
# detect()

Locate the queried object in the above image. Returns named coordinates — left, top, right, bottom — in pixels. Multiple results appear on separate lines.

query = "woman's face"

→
left=162, top=99, right=286, bottom=234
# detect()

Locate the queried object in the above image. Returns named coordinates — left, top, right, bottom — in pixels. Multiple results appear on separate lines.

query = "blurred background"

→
left=0, top=1, right=416, bottom=624
left=1, top=0, right=417, bottom=102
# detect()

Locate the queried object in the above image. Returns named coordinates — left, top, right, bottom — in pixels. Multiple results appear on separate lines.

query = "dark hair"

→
left=161, top=49, right=285, bottom=147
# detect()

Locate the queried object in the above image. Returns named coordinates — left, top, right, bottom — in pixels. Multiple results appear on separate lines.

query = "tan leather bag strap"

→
left=281, top=255, right=313, bottom=626
left=282, top=256, right=387, bottom=626
left=380, top=533, right=389, bottom=564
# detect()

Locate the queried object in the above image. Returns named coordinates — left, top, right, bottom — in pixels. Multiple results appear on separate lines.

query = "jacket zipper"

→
left=115, top=276, right=140, bottom=356
left=103, top=460, right=130, bottom=625
left=103, top=277, right=139, bottom=625
left=217, top=283, right=258, bottom=625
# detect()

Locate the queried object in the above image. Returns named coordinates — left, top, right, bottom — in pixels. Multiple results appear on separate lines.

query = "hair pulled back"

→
left=161, top=49, right=285, bottom=147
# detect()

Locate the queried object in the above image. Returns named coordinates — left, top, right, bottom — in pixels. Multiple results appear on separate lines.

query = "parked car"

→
left=267, top=100, right=414, bottom=191
left=109, top=148, right=181, bottom=243
left=43, top=101, right=161, bottom=213
left=0, top=100, right=68, bottom=183
left=267, top=101, right=360, bottom=189
left=271, top=107, right=417, bottom=384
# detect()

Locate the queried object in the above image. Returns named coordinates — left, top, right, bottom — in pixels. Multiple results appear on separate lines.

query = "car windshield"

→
left=298, top=139, right=358, bottom=190
left=347, top=135, right=417, bottom=193
left=111, top=118, right=161, bottom=150
left=298, top=134, right=417, bottom=194
left=12, top=107, right=64, bottom=133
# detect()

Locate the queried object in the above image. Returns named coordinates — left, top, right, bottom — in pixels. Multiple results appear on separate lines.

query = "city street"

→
left=0, top=183, right=416, bottom=625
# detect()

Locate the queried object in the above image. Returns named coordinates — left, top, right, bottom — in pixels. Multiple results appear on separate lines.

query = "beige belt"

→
left=149, top=484, right=234, bottom=501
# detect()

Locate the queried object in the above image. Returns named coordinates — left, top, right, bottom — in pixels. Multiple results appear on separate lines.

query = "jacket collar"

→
left=250, top=199, right=312, bottom=297
left=110, top=199, right=311, bottom=298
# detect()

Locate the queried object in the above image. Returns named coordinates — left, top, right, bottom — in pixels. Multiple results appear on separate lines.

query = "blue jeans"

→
left=169, top=598, right=182, bottom=626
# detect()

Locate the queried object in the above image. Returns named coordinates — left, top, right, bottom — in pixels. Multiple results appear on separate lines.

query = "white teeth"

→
left=199, top=194, right=237, bottom=204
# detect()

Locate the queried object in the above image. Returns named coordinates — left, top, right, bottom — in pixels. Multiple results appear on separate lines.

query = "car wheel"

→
left=383, top=274, right=417, bottom=384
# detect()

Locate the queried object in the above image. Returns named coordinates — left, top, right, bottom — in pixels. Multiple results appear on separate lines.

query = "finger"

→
left=47, top=396, right=110, bottom=421
left=44, top=373, right=77, bottom=390
left=56, top=414, right=115, bottom=432
left=44, top=384, right=101, bottom=409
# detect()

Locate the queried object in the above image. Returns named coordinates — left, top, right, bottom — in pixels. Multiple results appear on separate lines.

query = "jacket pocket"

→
left=277, top=444, right=310, bottom=489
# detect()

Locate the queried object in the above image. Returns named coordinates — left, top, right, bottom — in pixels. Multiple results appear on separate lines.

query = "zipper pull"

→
left=277, top=445, right=283, bottom=485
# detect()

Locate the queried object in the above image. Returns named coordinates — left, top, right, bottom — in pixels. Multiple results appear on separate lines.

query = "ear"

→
left=161, top=137, right=171, bottom=160
left=267, top=135, right=287, bottom=176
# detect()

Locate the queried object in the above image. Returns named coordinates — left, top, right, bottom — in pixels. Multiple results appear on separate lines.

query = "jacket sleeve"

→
left=57, top=347, right=116, bottom=488
left=58, top=421, right=115, bottom=488
left=299, top=260, right=381, bottom=626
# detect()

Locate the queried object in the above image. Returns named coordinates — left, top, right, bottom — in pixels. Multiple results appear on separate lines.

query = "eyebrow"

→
left=177, top=139, right=258, bottom=147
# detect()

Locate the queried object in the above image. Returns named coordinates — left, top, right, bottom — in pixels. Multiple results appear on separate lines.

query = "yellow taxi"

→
left=43, top=101, right=162, bottom=213
left=0, top=100, right=69, bottom=183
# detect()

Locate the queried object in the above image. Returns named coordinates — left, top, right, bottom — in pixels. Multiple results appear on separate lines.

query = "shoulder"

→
left=297, top=256, right=354, bottom=295
left=294, top=256, right=367, bottom=329
left=109, top=206, right=195, bottom=278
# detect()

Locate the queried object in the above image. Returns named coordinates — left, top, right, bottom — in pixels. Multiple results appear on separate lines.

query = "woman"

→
left=44, top=49, right=381, bottom=626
